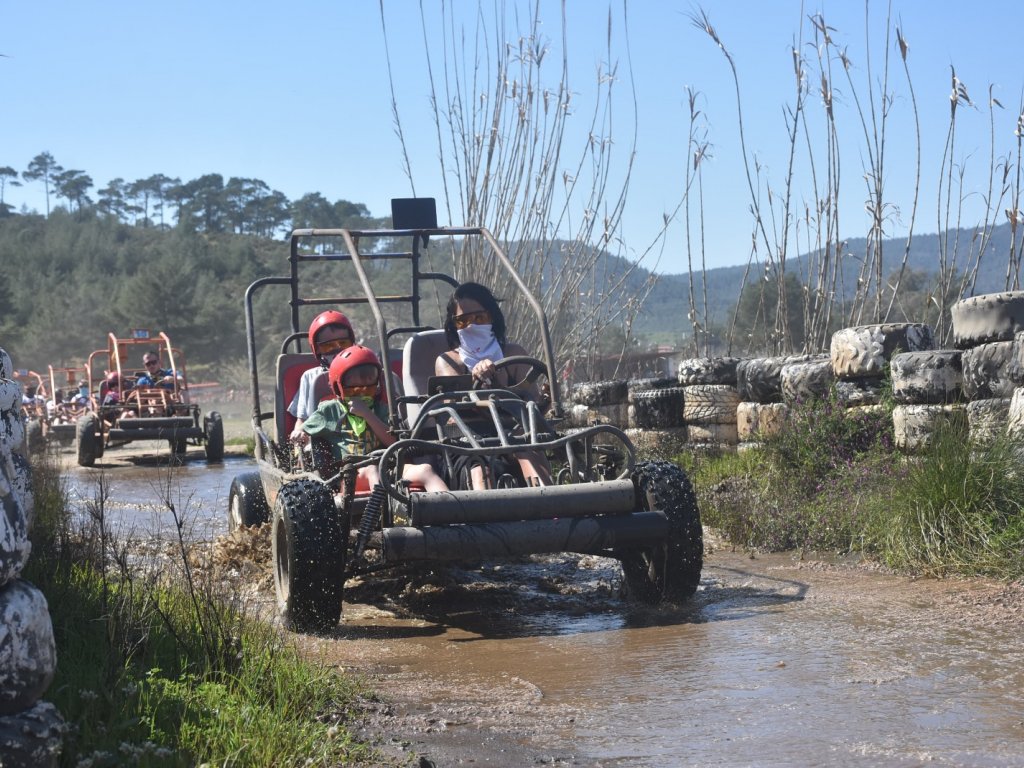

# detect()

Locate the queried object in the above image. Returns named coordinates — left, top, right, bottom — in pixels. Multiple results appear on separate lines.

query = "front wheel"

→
left=228, top=471, right=269, bottom=531
left=272, top=478, right=347, bottom=633
left=204, top=411, right=225, bottom=462
left=618, top=461, right=703, bottom=604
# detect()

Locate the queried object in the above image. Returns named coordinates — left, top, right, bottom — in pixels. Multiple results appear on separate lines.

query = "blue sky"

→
left=2, top=1, right=1021, bottom=275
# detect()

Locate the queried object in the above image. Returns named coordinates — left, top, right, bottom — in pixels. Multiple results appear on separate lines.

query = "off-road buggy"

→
left=231, top=200, right=702, bottom=633
left=12, top=369, right=48, bottom=453
left=75, top=330, right=224, bottom=466
left=46, top=364, right=91, bottom=448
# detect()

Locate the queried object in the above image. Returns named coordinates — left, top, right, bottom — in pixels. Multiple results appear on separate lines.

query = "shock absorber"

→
left=353, top=483, right=387, bottom=559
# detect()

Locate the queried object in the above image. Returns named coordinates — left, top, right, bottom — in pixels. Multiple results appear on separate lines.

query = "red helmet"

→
left=328, top=345, right=383, bottom=400
left=106, top=371, right=119, bottom=386
left=307, top=310, right=354, bottom=353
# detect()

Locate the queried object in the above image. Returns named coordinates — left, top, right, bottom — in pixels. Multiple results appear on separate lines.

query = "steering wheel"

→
left=472, top=356, right=549, bottom=390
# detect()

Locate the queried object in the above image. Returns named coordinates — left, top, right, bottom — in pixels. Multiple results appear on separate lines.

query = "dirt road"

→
left=279, top=544, right=1024, bottom=767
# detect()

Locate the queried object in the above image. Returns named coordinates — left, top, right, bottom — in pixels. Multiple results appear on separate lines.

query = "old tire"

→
left=890, top=350, right=964, bottom=404
left=76, top=413, right=100, bottom=467
left=618, top=461, right=702, bottom=604
left=204, top=411, right=225, bottom=462
left=682, top=384, right=739, bottom=424
left=833, top=377, right=884, bottom=407
left=24, top=418, right=44, bottom=455
left=736, top=402, right=789, bottom=441
left=893, top=404, right=967, bottom=452
left=967, top=397, right=1011, bottom=444
left=737, top=355, right=822, bottom=404
left=950, top=291, right=1024, bottom=348
left=0, top=580, right=57, bottom=715
left=961, top=341, right=1016, bottom=401
left=272, top=477, right=346, bottom=633
left=780, top=359, right=834, bottom=405
left=830, top=323, right=934, bottom=377
left=677, top=357, right=740, bottom=386
left=228, top=471, right=270, bottom=531
left=572, top=380, right=628, bottom=407
left=629, top=386, right=685, bottom=429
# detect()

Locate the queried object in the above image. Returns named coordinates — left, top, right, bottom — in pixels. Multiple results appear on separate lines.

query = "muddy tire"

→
left=0, top=580, right=57, bottom=715
left=780, top=360, right=834, bottom=405
left=572, top=380, right=628, bottom=407
left=890, top=350, right=964, bottom=404
left=627, top=377, right=676, bottom=394
left=629, top=387, right=685, bottom=429
left=228, top=471, right=270, bottom=531
left=830, top=323, right=934, bottom=378
left=737, top=355, right=822, bottom=404
left=961, top=341, right=1016, bottom=401
left=677, top=357, right=740, bottom=386
left=682, top=384, right=739, bottom=424
left=272, top=477, right=346, bottom=633
left=76, top=413, right=101, bottom=467
left=618, top=461, right=702, bottom=604
left=833, top=377, right=884, bottom=407
left=967, top=397, right=1011, bottom=444
left=950, top=291, right=1024, bottom=348
left=24, top=418, right=44, bottom=455
left=892, top=404, right=967, bottom=452
left=0, top=701, right=64, bottom=767
left=1008, top=388, right=1024, bottom=438
left=204, top=411, right=225, bottom=462
left=686, top=421, right=739, bottom=445
left=736, top=402, right=789, bottom=441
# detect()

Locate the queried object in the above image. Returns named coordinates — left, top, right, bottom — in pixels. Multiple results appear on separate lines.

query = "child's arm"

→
left=346, top=399, right=395, bottom=446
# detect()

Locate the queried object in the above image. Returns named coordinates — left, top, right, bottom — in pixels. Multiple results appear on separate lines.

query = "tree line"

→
left=0, top=151, right=373, bottom=237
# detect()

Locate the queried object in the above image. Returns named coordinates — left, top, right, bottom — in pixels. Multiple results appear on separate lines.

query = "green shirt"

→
left=302, top=398, right=389, bottom=458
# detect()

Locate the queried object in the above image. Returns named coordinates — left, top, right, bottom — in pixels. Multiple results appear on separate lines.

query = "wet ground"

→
left=59, top=442, right=1024, bottom=767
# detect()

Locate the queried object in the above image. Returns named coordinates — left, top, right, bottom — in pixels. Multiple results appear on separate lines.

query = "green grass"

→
left=862, top=425, right=1024, bottom=578
left=689, top=396, right=1024, bottom=578
left=24, top=454, right=379, bottom=767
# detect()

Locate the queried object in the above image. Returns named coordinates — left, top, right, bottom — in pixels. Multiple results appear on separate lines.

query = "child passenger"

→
left=302, top=345, right=447, bottom=493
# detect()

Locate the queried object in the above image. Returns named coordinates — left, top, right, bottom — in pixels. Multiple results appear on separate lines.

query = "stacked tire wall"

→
left=951, top=292, right=1024, bottom=444
left=678, top=358, right=740, bottom=448
left=0, top=347, right=64, bottom=766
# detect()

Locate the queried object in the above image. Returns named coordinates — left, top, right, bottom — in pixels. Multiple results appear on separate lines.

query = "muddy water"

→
left=63, top=449, right=246, bottom=542
left=61, top=451, right=1024, bottom=766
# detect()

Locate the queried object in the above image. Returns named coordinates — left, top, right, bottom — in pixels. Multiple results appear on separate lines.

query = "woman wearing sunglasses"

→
left=288, top=310, right=356, bottom=444
left=434, top=282, right=550, bottom=489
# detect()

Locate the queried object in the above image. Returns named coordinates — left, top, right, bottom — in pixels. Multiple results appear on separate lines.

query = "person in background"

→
left=136, top=352, right=182, bottom=389
left=70, top=380, right=91, bottom=409
left=288, top=310, right=356, bottom=444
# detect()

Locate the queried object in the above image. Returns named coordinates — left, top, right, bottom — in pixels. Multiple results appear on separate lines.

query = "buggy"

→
left=12, top=369, right=48, bottom=453
left=47, top=364, right=91, bottom=448
left=231, top=200, right=702, bottom=633
left=75, top=330, right=224, bottom=466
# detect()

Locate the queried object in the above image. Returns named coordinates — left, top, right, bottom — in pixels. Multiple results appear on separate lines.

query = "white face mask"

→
left=457, top=323, right=504, bottom=370
left=457, top=323, right=495, bottom=354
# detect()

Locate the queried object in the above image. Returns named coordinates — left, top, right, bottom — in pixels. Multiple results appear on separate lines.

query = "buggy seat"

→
left=276, top=353, right=329, bottom=443
left=401, top=329, right=449, bottom=427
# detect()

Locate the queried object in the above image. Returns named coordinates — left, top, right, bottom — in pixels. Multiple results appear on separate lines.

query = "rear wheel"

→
left=618, top=460, right=703, bottom=604
left=228, top=471, right=269, bottom=531
left=272, top=478, right=347, bottom=633
left=204, top=411, right=225, bottom=462
left=76, top=414, right=101, bottom=467
left=25, top=419, right=44, bottom=455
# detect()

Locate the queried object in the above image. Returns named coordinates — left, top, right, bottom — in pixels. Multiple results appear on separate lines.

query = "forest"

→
left=2, top=148, right=1021, bottom=388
